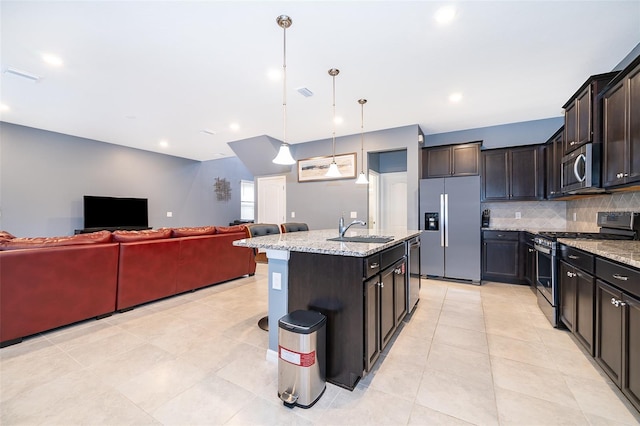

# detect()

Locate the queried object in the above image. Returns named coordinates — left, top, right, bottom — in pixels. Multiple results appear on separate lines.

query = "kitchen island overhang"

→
left=234, top=229, right=422, bottom=390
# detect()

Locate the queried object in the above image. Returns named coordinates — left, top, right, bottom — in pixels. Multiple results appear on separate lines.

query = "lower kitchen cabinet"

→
left=595, top=256, right=640, bottom=412
left=559, top=259, right=595, bottom=355
left=482, top=230, right=519, bottom=282
left=521, top=231, right=536, bottom=291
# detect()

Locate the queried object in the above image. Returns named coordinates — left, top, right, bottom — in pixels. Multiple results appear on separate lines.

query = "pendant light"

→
left=355, top=98, right=369, bottom=184
left=325, top=68, right=341, bottom=177
left=272, top=15, right=296, bottom=165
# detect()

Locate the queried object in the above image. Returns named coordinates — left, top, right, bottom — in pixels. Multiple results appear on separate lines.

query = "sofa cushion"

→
left=0, top=231, right=16, bottom=242
left=215, top=225, right=247, bottom=234
left=0, top=230, right=112, bottom=251
left=112, top=228, right=172, bottom=242
left=171, top=226, right=217, bottom=238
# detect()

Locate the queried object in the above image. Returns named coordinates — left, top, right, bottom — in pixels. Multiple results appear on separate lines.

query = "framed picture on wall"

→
left=297, top=153, right=357, bottom=182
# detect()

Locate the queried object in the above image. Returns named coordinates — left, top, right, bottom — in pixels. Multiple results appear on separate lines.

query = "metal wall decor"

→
left=214, top=177, right=231, bottom=201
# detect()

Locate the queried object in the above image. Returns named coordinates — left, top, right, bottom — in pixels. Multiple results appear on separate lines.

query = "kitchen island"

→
left=233, top=228, right=421, bottom=390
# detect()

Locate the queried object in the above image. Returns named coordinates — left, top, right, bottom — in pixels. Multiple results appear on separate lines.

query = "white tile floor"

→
left=2, top=264, right=639, bottom=425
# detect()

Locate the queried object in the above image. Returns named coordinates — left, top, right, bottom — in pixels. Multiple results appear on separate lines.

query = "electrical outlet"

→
left=573, top=212, right=577, bottom=221
left=350, top=211, right=357, bottom=218
left=515, top=212, right=521, bottom=219
left=272, top=272, right=281, bottom=290
left=166, top=211, right=173, bottom=217
left=291, top=211, right=295, bottom=218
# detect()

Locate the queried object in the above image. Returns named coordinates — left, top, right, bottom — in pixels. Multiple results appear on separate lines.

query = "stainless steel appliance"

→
left=406, top=236, right=421, bottom=313
left=419, top=176, right=481, bottom=283
left=561, top=143, right=603, bottom=194
left=534, top=211, right=639, bottom=327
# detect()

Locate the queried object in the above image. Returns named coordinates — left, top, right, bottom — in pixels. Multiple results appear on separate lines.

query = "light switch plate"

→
left=291, top=211, right=295, bottom=218
left=515, top=212, right=521, bottom=219
left=350, top=211, right=357, bottom=218
left=166, top=211, right=173, bottom=217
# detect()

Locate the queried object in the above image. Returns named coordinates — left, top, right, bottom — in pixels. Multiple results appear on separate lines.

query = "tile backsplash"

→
left=482, top=191, right=640, bottom=232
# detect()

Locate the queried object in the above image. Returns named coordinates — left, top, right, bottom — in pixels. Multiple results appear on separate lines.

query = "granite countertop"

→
left=558, top=239, right=640, bottom=269
left=481, top=227, right=565, bottom=234
left=233, top=229, right=422, bottom=257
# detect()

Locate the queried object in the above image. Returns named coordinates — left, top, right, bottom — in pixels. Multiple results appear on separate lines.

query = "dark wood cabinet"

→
left=602, top=57, right=640, bottom=188
left=595, top=256, right=640, bottom=412
left=545, top=127, right=564, bottom=199
left=559, top=245, right=596, bottom=355
left=481, top=230, right=519, bottom=282
left=364, top=275, right=380, bottom=371
left=422, top=142, right=480, bottom=178
left=563, top=72, right=618, bottom=155
left=520, top=232, right=536, bottom=291
left=481, top=145, right=544, bottom=201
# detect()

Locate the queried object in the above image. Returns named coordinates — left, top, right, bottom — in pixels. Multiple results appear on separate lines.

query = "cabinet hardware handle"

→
left=497, top=234, right=503, bottom=237
left=624, top=173, right=629, bottom=177
left=611, top=297, right=618, bottom=306
left=568, top=255, right=579, bottom=259
left=529, top=248, right=535, bottom=253
left=619, top=301, right=627, bottom=307
left=570, top=141, right=577, bottom=146
left=379, top=282, right=384, bottom=288
left=370, top=263, right=379, bottom=269
left=613, top=274, right=628, bottom=281
left=567, top=271, right=576, bottom=277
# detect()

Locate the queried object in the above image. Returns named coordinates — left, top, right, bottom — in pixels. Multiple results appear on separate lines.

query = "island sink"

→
left=326, top=235, right=394, bottom=243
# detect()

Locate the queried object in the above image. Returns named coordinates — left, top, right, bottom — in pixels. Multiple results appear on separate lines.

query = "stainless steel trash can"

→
left=278, top=310, right=326, bottom=408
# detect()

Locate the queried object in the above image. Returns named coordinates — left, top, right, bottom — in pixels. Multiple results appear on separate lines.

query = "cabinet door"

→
left=452, top=144, right=479, bottom=176
left=559, top=261, right=576, bottom=331
left=394, top=263, right=407, bottom=325
left=481, top=150, right=508, bottom=201
left=380, top=267, right=395, bottom=350
left=628, top=64, right=640, bottom=185
left=482, top=238, right=519, bottom=281
left=596, top=280, right=623, bottom=386
left=364, top=275, right=380, bottom=372
left=623, top=292, right=640, bottom=412
left=425, top=146, right=452, bottom=178
left=576, top=87, right=592, bottom=146
left=602, top=81, right=627, bottom=187
left=510, top=146, right=541, bottom=200
left=546, top=129, right=563, bottom=198
left=574, top=268, right=595, bottom=355
left=564, top=101, right=578, bottom=154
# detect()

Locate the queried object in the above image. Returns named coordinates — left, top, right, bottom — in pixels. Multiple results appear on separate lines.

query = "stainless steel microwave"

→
left=561, top=143, right=604, bottom=194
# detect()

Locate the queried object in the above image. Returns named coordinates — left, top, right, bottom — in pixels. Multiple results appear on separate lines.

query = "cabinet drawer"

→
left=560, top=245, right=595, bottom=274
left=483, top=230, right=518, bottom=241
left=364, top=254, right=381, bottom=279
left=380, top=244, right=406, bottom=271
left=596, top=257, right=640, bottom=297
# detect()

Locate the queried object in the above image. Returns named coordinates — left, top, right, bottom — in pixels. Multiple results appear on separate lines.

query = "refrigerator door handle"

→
left=439, top=193, right=445, bottom=247
left=444, top=193, right=449, bottom=247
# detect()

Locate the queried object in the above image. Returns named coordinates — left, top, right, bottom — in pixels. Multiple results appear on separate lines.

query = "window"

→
left=240, top=180, right=255, bottom=221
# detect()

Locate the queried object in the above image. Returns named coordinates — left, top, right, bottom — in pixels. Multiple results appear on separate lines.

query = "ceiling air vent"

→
left=3, top=67, right=41, bottom=82
left=297, top=87, right=313, bottom=97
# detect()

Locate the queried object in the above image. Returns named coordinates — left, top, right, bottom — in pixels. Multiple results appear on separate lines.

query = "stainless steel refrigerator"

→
left=419, top=176, right=481, bottom=283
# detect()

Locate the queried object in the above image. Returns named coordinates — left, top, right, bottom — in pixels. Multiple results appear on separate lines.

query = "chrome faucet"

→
left=339, top=215, right=367, bottom=238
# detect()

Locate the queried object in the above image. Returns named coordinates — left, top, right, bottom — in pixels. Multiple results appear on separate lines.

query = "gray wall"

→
left=424, top=117, right=564, bottom=149
left=264, top=125, right=421, bottom=230
left=0, top=122, right=252, bottom=237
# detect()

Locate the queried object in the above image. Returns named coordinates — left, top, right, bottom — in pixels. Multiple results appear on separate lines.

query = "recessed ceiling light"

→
left=42, top=53, right=63, bottom=67
left=159, top=140, right=169, bottom=148
left=0, top=104, right=9, bottom=112
left=267, top=68, right=281, bottom=81
left=449, top=92, right=463, bottom=103
left=334, top=116, right=344, bottom=125
left=435, top=6, right=456, bottom=24
left=229, top=122, right=240, bottom=131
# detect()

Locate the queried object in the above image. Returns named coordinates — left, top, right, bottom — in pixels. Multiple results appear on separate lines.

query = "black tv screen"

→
left=83, top=195, right=148, bottom=229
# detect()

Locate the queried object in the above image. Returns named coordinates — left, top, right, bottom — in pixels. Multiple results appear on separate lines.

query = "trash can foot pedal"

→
left=280, top=390, right=298, bottom=406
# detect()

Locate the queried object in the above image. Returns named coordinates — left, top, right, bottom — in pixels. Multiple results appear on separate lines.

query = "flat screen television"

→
left=83, top=195, right=148, bottom=230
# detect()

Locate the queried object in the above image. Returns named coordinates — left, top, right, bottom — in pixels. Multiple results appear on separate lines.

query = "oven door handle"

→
left=534, top=244, right=551, bottom=255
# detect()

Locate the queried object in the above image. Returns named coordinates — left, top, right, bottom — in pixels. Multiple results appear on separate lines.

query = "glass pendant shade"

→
left=326, top=161, right=341, bottom=177
left=355, top=171, right=369, bottom=184
left=272, top=143, right=295, bottom=165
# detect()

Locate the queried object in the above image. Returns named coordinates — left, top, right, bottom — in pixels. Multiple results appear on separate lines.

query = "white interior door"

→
left=368, top=170, right=380, bottom=230
left=380, top=171, right=407, bottom=229
left=256, top=175, right=286, bottom=225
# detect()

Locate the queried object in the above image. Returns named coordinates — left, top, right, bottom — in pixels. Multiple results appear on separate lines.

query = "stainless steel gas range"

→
left=534, top=211, right=639, bottom=327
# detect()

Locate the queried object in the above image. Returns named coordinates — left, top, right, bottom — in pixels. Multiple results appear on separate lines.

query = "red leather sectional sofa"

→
left=0, top=225, right=255, bottom=347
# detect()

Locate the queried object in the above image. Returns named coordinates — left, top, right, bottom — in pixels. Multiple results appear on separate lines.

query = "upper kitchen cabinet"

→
left=481, top=145, right=544, bottom=201
left=601, top=55, right=640, bottom=189
left=563, top=72, right=618, bottom=155
left=545, top=126, right=564, bottom=199
left=421, top=142, right=480, bottom=178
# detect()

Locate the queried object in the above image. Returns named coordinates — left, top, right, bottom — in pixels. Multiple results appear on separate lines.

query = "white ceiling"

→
left=1, top=1, right=639, bottom=161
